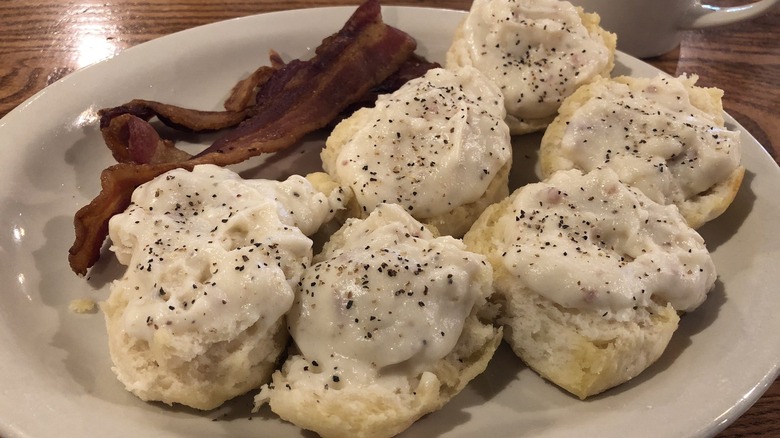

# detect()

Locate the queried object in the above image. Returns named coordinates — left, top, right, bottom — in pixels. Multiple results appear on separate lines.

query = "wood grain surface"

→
left=0, top=1, right=777, bottom=436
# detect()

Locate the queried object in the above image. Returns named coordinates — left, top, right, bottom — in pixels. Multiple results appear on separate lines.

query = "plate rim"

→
left=0, top=5, right=778, bottom=438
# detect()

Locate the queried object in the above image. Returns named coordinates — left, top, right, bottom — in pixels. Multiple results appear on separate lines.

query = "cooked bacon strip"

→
left=199, top=0, right=416, bottom=156
left=99, top=99, right=250, bottom=164
left=100, top=99, right=250, bottom=133
left=101, top=114, right=193, bottom=164
left=369, top=53, right=441, bottom=97
left=99, top=49, right=435, bottom=166
left=339, top=53, right=440, bottom=121
left=69, top=0, right=417, bottom=275
left=223, top=53, right=282, bottom=112
left=100, top=54, right=278, bottom=164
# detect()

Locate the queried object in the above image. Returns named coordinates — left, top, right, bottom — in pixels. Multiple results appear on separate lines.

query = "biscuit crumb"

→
left=69, top=299, right=97, bottom=314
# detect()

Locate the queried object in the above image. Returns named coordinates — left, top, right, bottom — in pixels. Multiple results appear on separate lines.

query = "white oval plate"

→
left=0, top=5, right=778, bottom=438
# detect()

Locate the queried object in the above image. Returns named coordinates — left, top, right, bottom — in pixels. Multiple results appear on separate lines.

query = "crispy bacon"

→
left=198, top=0, right=418, bottom=157
left=99, top=100, right=251, bottom=164
left=367, top=53, right=441, bottom=99
left=69, top=0, right=418, bottom=275
left=339, top=53, right=440, bottom=122
left=98, top=54, right=438, bottom=166
left=223, top=63, right=278, bottom=112
left=99, top=99, right=251, bottom=134
left=101, top=114, right=190, bottom=164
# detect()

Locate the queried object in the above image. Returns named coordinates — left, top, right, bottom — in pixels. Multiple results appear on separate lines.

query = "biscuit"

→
left=322, top=66, right=512, bottom=237
left=447, top=0, right=616, bottom=134
left=464, top=168, right=716, bottom=398
left=257, top=204, right=502, bottom=437
left=102, top=165, right=347, bottom=410
left=540, top=74, right=744, bottom=228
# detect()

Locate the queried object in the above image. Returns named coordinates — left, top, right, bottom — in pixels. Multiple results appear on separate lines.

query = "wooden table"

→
left=0, top=1, right=776, bottom=436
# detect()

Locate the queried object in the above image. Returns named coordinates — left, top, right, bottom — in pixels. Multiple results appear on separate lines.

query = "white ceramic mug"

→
left=569, top=0, right=779, bottom=58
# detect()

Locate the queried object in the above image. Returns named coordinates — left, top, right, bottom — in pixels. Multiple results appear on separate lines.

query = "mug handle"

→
left=680, top=0, right=778, bottom=29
